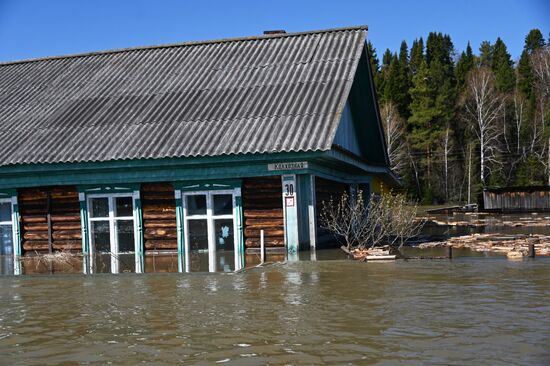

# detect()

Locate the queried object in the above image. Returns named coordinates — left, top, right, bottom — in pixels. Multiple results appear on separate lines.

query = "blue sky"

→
left=0, top=0, right=548, bottom=64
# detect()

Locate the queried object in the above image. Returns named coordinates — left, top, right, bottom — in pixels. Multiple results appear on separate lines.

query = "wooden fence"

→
left=483, top=187, right=550, bottom=212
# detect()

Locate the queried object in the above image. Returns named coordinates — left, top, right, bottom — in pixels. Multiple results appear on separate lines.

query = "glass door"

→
left=0, top=199, right=14, bottom=256
left=88, top=194, right=135, bottom=255
left=183, top=191, right=236, bottom=272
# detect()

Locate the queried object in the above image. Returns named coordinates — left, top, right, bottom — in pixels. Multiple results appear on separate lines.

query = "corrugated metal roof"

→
left=0, top=26, right=367, bottom=166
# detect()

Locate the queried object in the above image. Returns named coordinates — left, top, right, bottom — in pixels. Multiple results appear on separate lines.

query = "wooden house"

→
left=0, top=26, right=398, bottom=270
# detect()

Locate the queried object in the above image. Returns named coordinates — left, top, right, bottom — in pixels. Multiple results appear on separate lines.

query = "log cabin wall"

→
left=242, top=176, right=284, bottom=249
left=141, top=183, right=177, bottom=251
left=315, top=177, right=350, bottom=246
left=19, top=186, right=81, bottom=253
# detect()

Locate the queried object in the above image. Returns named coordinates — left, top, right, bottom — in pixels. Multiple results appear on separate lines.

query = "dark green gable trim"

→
left=0, top=150, right=394, bottom=190
left=0, top=152, right=322, bottom=189
left=173, top=179, right=241, bottom=192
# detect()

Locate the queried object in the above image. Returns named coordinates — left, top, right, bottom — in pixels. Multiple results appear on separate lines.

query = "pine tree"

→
left=491, top=38, right=516, bottom=93
left=409, top=59, right=440, bottom=200
left=478, top=41, right=494, bottom=67
left=377, top=49, right=393, bottom=101
left=455, top=42, right=474, bottom=93
left=397, top=41, right=412, bottom=117
left=366, top=41, right=379, bottom=73
left=517, top=50, right=534, bottom=100
left=409, top=38, right=424, bottom=76
left=382, top=49, right=393, bottom=67
left=382, top=54, right=400, bottom=105
left=524, top=29, right=545, bottom=54
left=366, top=41, right=384, bottom=93
left=425, top=32, right=456, bottom=132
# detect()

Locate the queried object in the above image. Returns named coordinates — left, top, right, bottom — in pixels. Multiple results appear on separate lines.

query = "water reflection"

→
left=0, top=249, right=309, bottom=276
left=1, top=256, right=549, bottom=364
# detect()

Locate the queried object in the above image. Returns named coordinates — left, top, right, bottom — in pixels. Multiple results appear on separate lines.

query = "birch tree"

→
left=380, top=101, right=406, bottom=175
left=463, top=67, right=504, bottom=186
left=442, top=125, right=452, bottom=201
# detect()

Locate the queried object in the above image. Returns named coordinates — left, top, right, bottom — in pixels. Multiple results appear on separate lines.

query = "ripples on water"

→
left=0, top=254, right=549, bottom=365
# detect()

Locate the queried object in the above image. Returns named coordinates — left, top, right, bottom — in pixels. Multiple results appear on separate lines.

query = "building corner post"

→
left=12, top=195, right=22, bottom=257
left=78, top=192, right=90, bottom=256
left=303, top=174, right=317, bottom=251
left=132, top=190, right=144, bottom=255
left=282, top=174, right=299, bottom=257
left=234, top=188, right=245, bottom=270
left=174, top=189, right=185, bottom=256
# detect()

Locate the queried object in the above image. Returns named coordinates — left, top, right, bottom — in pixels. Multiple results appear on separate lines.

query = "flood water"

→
left=1, top=252, right=549, bottom=365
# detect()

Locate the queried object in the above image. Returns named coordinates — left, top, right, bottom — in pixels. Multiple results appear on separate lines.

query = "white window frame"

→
left=182, top=189, right=238, bottom=272
left=0, top=198, right=16, bottom=255
left=87, top=193, right=136, bottom=255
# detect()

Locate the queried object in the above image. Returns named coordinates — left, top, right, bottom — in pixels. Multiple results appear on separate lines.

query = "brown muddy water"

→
left=1, top=250, right=549, bottom=365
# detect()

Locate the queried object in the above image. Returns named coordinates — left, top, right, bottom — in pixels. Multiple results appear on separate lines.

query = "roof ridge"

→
left=0, top=25, right=368, bottom=67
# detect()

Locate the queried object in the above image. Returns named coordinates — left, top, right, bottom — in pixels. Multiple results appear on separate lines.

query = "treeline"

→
left=369, top=29, right=550, bottom=204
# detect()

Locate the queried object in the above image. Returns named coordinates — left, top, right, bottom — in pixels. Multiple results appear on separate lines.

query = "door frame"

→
left=0, top=197, right=16, bottom=255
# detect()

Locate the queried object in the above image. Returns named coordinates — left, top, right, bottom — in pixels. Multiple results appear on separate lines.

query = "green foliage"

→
left=491, top=38, right=516, bottom=93
left=455, top=43, right=474, bottom=93
left=524, top=29, right=545, bottom=54
left=478, top=41, right=494, bottom=67
left=515, top=155, right=546, bottom=186
left=421, top=187, right=434, bottom=205
left=366, top=41, right=379, bottom=73
left=373, top=28, right=549, bottom=204
left=409, top=60, right=439, bottom=150
left=409, top=38, right=424, bottom=75
left=381, top=41, right=412, bottom=117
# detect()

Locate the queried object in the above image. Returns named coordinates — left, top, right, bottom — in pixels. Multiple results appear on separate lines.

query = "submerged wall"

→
left=142, top=183, right=177, bottom=251
left=19, top=186, right=81, bottom=253
left=242, top=176, right=284, bottom=249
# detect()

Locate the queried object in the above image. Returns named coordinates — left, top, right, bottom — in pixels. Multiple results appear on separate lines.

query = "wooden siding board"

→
left=19, top=186, right=81, bottom=253
left=141, top=183, right=177, bottom=251
left=242, top=176, right=284, bottom=248
left=484, top=188, right=550, bottom=211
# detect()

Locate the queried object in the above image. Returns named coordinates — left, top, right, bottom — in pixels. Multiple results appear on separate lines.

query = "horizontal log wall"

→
left=19, top=186, right=81, bottom=253
left=315, top=177, right=349, bottom=246
left=141, top=183, right=177, bottom=251
left=242, top=176, right=284, bottom=248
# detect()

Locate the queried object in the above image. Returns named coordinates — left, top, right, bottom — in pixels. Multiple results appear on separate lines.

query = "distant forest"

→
left=368, top=29, right=550, bottom=204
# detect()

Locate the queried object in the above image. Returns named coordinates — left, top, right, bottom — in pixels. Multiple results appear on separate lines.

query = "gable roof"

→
left=0, top=26, right=368, bottom=166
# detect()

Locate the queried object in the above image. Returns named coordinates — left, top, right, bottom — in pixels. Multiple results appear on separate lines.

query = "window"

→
left=88, top=194, right=135, bottom=254
left=183, top=190, right=237, bottom=272
left=0, top=199, right=14, bottom=255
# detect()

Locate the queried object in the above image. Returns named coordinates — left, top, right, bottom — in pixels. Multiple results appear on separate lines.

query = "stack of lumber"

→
left=419, top=233, right=550, bottom=256
left=347, top=246, right=396, bottom=261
